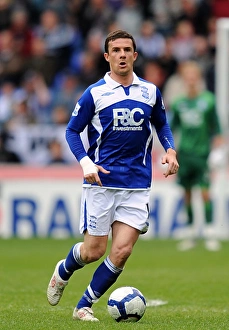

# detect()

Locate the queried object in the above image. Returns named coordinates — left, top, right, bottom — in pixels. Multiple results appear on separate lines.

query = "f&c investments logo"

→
left=113, top=108, right=144, bottom=131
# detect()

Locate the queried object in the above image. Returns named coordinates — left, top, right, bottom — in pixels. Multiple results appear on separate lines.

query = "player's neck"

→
left=186, top=87, right=199, bottom=99
left=109, top=71, right=134, bottom=87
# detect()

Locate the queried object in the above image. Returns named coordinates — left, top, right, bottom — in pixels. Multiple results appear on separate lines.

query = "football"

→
left=107, top=286, right=146, bottom=322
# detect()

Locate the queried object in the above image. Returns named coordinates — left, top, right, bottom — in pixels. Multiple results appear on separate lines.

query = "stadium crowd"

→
left=0, top=0, right=228, bottom=164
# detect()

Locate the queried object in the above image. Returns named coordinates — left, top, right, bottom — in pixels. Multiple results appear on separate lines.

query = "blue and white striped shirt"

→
left=66, top=72, right=175, bottom=189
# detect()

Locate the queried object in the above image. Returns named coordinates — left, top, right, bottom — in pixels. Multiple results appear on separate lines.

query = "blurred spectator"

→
left=51, top=70, right=85, bottom=116
left=47, top=138, right=69, bottom=165
left=107, top=0, right=124, bottom=11
left=174, top=0, right=213, bottom=36
left=200, top=16, right=218, bottom=93
left=170, top=19, right=196, bottom=62
left=0, top=0, right=12, bottom=31
left=157, top=36, right=178, bottom=78
left=206, top=16, right=217, bottom=55
left=3, top=70, right=52, bottom=126
left=205, top=62, right=215, bottom=94
left=140, top=0, right=153, bottom=19
left=149, top=0, right=176, bottom=36
left=136, top=20, right=166, bottom=60
left=163, top=63, right=185, bottom=108
left=106, top=20, right=121, bottom=35
left=116, top=0, right=143, bottom=37
left=143, top=60, right=167, bottom=93
left=77, top=50, right=103, bottom=86
left=0, top=80, right=15, bottom=125
left=192, top=35, right=213, bottom=75
left=70, top=27, right=109, bottom=86
left=65, top=0, right=87, bottom=35
left=10, top=7, right=34, bottom=58
left=29, top=8, right=75, bottom=85
left=26, top=0, right=69, bottom=24
left=0, top=128, right=21, bottom=163
left=9, top=89, right=35, bottom=125
left=70, top=28, right=109, bottom=82
left=51, top=105, right=70, bottom=125
left=18, top=70, right=52, bottom=123
left=0, top=29, right=26, bottom=85
left=74, top=0, right=115, bottom=39
left=84, top=28, right=110, bottom=75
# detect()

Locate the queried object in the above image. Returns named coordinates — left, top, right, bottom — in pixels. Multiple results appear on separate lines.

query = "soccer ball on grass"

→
left=107, top=286, right=146, bottom=322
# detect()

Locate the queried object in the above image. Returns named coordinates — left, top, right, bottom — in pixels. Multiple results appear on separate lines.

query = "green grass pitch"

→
left=1, top=238, right=229, bottom=329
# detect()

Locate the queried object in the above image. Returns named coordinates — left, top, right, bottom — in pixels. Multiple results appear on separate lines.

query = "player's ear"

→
left=133, top=51, right=138, bottom=62
left=104, top=53, right=109, bottom=62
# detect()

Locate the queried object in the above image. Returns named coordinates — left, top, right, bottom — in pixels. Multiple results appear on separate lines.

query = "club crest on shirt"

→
left=141, top=86, right=149, bottom=100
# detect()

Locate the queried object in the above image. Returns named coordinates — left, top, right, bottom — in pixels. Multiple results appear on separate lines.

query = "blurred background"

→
left=0, top=0, right=229, bottom=240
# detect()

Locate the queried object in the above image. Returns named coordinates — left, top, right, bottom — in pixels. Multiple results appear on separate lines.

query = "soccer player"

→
left=47, top=30, right=179, bottom=321
left=170, top=61, right=222, bottom=251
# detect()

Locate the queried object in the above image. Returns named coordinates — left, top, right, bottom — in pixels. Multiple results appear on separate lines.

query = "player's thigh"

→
left=178, top=154, right=208, bottom=188
left=193, top=157, right=210, bottom=187
left=114, top=190, right=150, bottom=233
left=177, top=154, right=192, bottom=186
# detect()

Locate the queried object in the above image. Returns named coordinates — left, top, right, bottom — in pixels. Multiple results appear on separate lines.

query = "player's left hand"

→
left=161, top=148, right=179, bottom=178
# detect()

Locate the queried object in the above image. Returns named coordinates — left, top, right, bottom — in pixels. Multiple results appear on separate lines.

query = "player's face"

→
left=104, top=38, right=138, bottom=77
left=182, top=67, right=201, bottom=88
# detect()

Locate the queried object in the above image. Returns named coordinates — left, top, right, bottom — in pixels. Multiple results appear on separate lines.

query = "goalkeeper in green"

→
left=170, top=61, right=223, bottom=251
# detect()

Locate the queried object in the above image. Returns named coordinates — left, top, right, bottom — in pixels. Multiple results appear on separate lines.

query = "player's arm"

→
left=208, top=97, right=223, bottom=148
left=151, top=89, right=179, bottom=177
left=66, top=90, right=109, bottom=186
left=207, top=96, right=226, bottom=168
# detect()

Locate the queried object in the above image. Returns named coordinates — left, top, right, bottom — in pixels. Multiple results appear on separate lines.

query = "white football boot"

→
left=204, top=224, right=221, bottom=251
left=73, top=307, right=99, bottom=322
left=47, top=259, right=68, bottom=306
left=177, top=225, right=196, bottom=251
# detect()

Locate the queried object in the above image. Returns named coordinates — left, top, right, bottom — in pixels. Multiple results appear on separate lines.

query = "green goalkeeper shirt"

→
left=170, top=91, right=221, bottom=157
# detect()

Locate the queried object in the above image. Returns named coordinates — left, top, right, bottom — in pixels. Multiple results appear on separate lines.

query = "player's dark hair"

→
left=104, top=30, right=136, bottom=53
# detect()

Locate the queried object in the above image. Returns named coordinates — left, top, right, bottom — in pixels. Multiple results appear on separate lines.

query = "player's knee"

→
left=121, top=245, right=133, bottom=260
left=112, top=245, right=133, bottom=266
left=82, top=246, right=106, bottom=263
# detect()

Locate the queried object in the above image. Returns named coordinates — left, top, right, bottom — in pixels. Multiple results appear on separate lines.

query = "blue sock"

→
left=77, top=256, right=123, bottom=309
left=59, top=243, right=85, bottom=281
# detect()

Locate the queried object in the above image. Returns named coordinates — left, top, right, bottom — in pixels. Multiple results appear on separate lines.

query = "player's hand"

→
left=161, top=148, right=179, bottom=178
left=80, top=156, right=110, bottom=186
left=85, top=166, right=110, bottom=187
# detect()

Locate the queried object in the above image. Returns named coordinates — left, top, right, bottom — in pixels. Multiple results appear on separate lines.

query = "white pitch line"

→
left=146, top=299, right=168, bottom=307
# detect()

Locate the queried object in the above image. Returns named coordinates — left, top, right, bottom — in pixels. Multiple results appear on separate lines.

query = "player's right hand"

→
left=85, top=165, right=110, bottom=187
